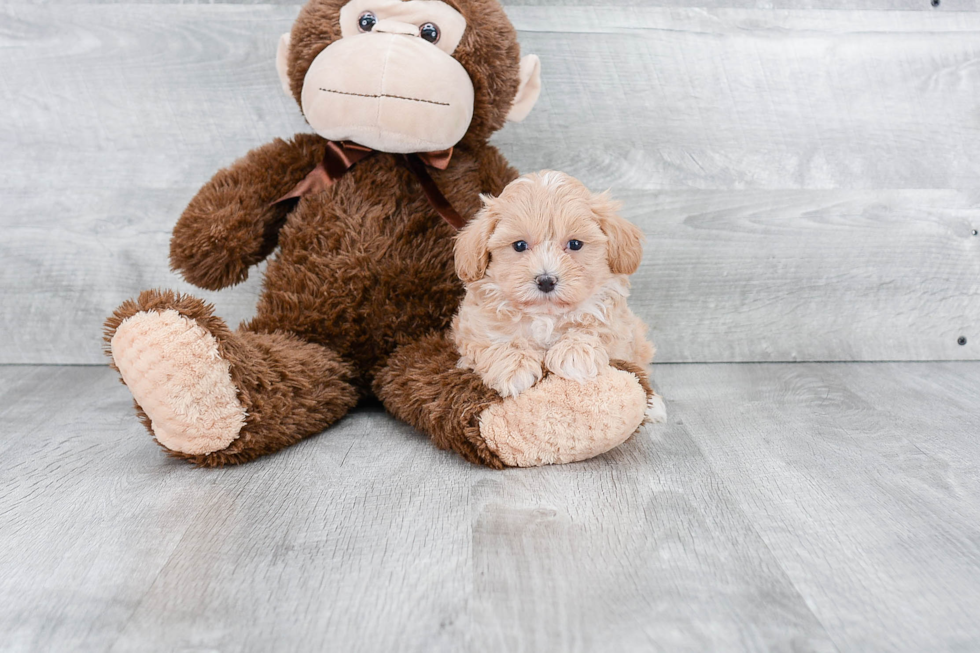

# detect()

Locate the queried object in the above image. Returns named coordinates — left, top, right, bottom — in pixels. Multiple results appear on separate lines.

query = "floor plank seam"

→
left=103, top=485, right=216, bottom=652
left=671, top=421, right=846, bottom=653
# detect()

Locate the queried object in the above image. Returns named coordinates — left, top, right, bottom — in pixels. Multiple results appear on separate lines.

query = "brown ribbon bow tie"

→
left=273, top=140, right=465, bottom=230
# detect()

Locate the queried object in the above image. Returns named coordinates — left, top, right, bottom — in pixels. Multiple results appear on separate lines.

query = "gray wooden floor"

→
left=1, top=362, right=979, bottom=652
left=4, top=0, right=980, bottom=650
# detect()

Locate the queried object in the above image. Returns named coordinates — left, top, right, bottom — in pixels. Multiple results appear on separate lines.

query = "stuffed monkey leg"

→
left=375, top=331, right=657, bottom=468
left=373, top=331, right=507, bottom=468
left=104, top=290, right=358, bottom=466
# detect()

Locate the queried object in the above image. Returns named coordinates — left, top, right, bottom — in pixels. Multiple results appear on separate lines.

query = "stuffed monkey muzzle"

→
left=283, top=0, right=476, bottom=153
left=298, top=33, right=475, bottom=153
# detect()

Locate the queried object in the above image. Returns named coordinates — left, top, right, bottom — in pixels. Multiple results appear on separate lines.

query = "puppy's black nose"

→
left=536, top=275, right=557, bottom=294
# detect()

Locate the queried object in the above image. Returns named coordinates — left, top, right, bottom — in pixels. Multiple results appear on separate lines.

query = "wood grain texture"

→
left=3, top=5, right=980, bottom=364
left=502, top=0, right=969, bottom=8
left=670, top=361, right=980, bottom=652
left=0, top=364, right=836, bottom=652
left=629, top=189, right=980, bottom=362
left=0, top=187, right=266, bottom=365
left=500, top=7, right=980, bottom=190
left=3, top=362, right=980, bottom=651
left=5, top=6, right=980, bottom=191
left=21, top=0, right=978, bottom=11
left=4, top=187, right=977, bottom=365
left=0, top=366, right=224, bottom=652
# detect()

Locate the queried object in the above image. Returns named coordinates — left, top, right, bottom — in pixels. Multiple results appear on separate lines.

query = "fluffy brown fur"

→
left=170, top=135, right=331, bottom=291
left=373, top=331, right=505, bottom=468
left=105, top=290, right=359, bottom=466
left=105, top=0, right=526, bottom=465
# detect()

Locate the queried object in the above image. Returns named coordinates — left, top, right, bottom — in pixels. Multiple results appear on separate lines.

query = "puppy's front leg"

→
left=471, top=342, right=545, bottom=398
left=546, top=331, right=610, bottom=383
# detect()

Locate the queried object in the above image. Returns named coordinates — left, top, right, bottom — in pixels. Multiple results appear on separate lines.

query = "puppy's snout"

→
left=536, top=275, right=558, bottom=294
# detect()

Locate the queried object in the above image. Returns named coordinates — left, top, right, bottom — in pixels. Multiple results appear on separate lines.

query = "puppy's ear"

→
left=592, top=191, right=644, bottom=275
left=455, top=197, right=498, bottom=283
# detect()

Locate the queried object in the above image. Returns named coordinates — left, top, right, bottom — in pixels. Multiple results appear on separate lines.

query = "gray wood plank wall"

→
left=19, top=0, right=980, bottom=9
left=1, top=4, right=978, bottom=364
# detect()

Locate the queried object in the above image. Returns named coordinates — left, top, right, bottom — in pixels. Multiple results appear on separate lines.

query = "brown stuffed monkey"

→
left=104, top=0, right=654, bottom=468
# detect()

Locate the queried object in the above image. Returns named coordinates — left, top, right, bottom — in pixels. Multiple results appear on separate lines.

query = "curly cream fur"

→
left=452, top=171, right=655, bottom=397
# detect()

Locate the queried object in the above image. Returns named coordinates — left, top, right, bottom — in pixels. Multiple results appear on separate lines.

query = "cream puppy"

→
left=452, top=171, right=659, bottom=404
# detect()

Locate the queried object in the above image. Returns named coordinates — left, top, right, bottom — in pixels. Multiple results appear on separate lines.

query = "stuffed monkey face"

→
left=278, top=0, right=542, bottom=153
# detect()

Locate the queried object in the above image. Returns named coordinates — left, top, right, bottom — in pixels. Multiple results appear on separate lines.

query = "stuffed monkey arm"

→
left=170, top=133, right=329, bottom=291
left=477, top=144, right=520, bottom=197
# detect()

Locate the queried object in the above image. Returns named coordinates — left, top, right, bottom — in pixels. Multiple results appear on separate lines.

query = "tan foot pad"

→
left=110, top=309, right=246, bottom=456
left=479, top=367, right=647, bottom=467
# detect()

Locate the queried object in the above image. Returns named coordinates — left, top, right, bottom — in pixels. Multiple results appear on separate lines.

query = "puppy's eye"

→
left=513, top=241, right=529, bottom=252
left=567, top=240, right=584, bottom=251
left=419, top=22, right=440, bottom=43
left=358, top=11, right=377, bottom=32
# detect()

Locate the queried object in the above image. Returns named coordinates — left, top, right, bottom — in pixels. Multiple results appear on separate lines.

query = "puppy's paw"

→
left=646, top=394, right=667, bottom=424
left=546, top=338, right=610, bottom=383
left=483, top=350, right=544, bottom=398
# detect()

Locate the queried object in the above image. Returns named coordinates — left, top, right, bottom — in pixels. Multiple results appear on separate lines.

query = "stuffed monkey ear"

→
left=454, top=198, right=498, bottom=283
left=276, top=33, right=292, bottom=97
left=593, top=192, right=644, bottom=275
left=506, top=55, right=542, bottom=123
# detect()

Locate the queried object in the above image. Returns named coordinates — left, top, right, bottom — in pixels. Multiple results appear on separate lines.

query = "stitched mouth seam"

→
left=319, top=88, right=450, bottom=107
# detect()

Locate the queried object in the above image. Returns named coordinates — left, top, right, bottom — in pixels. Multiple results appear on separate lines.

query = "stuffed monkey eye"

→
left=358, top=11, right=377, bottom=32
left=419, top=22, right=441, bottom=43
left=513, top=240, right=529, bottom=253
left=567, top=240, right=584, bottom=251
